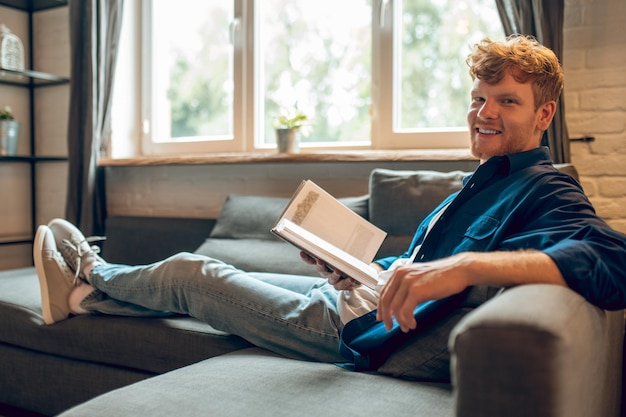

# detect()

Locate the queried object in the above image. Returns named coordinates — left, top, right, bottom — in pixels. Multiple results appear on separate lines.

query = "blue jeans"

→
left=80, top=252, right=345, bottom=363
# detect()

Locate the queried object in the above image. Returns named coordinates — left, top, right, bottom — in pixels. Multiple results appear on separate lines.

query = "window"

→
left=376, top=0, right=503, bottom=149
left=140, top=0, right=242, bottom=155
left=123, top=0, right=502, bottom=156
left=258, top=0, right=372, bottom=148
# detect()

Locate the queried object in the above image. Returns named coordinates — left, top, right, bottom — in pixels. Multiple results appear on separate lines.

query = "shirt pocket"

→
left=455, top=214, right=500, bottom=252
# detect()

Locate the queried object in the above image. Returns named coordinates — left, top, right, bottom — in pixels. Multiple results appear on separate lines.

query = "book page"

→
left=276, top=180, right=386, bottom=264
left=273, top=219, right=380, bottom=289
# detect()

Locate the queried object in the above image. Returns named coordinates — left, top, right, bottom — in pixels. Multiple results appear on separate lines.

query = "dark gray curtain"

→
left=495, top=0, right=570, bottom=163
left=66, top=0, right=124, bottom=235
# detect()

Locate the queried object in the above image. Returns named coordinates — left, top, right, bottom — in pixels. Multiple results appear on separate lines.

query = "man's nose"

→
left=477, top=100, right=498, bottom=119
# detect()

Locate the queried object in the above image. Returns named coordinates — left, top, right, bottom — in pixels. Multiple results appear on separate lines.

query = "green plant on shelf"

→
left=0, top=106, right=14, bottom=120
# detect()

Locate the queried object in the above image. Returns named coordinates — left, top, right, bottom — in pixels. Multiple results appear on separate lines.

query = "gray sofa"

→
left=0, top=166, right=622, bottom=417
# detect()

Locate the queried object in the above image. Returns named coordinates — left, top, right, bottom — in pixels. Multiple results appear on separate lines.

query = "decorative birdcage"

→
left=0, top=24, right=25, bottom=71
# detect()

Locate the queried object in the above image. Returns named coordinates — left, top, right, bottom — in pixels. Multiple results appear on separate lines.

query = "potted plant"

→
left=0, top=106, right=19, bottom=156
left=272, top=106, right=311, bottom=153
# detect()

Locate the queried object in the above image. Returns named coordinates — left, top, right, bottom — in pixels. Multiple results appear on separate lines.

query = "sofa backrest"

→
left=102, top=163, right=580, bottom=269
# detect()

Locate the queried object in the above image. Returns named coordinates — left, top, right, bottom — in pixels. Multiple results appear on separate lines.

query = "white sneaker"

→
left=47, top=218, right=106, bottom=282
left=33, top=225, right=77, bottom=325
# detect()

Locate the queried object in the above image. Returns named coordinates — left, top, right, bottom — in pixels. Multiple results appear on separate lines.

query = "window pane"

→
left=150, top=0, right=234, bottom=142
left=259, top=0, right=371, bottom=146
left=398, top=0, right=503, bottom=130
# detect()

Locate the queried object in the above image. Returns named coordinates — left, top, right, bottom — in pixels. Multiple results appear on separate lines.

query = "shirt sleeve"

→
left=543, top=229, right=626, bottom=310
left=501, top=174, right=626, bottom=310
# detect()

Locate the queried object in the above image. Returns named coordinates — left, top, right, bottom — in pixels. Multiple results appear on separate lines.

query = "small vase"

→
left=276, top=128, right=300, bottom=154
left=0, top=120, right=19, bottom=156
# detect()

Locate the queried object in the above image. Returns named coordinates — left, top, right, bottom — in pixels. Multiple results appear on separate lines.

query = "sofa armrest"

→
left=449, top=284, right=623, bottom=417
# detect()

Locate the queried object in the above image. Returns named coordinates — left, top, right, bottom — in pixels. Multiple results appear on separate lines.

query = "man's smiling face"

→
left=467, top=70, right=556, bottom=164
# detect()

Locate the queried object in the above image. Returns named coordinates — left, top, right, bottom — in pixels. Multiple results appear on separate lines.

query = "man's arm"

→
left=376, top=250, right=566, bottom=332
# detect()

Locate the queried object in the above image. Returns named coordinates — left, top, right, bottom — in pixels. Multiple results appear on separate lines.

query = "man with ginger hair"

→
left=33, top=35, right=626, bottom=372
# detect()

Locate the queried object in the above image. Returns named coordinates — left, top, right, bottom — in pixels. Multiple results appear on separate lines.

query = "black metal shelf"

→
left=0, top=67, right=69, bottom=87
left=0, top=155, right=67, bottom=162
left=0, top=0, right=67, bottom=12
left=0, top=238, right=32, bottom=246
left=0, top=0, right=70, bottom=260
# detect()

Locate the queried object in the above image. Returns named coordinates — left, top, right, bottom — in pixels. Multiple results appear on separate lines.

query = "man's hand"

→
left=299, top=251, right=362, bottom=290
left=376, top=254, right=471, bottom=332
left=376, top=251, right=567, bottom=333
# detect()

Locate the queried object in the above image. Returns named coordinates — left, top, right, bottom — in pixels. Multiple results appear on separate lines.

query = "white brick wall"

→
left=565, top=0, right=626, bottom=233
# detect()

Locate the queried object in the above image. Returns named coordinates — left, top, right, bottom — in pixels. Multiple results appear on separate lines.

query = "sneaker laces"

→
left=53, top=250, right=77, bottom=283
left=62, top=236, right=106, bottom=284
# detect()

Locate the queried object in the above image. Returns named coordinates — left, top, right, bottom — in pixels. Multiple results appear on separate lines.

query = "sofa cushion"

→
left=194, top=238, right=317, bottom=276
left=209, top=195, right=291, bottom=240
left=57, top=348, right=454, bottom=417
left=369, top=169, right=468, bottom=257
left=369, top=168, right=468, bottom=237
left=0, top=268, right=252, bottom=375
left=209, top=194, right=369, bottom=240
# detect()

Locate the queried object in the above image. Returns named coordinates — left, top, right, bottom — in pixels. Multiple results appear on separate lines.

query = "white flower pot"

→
left=0, top=120, right=20, bottom=156
left=276, top=128, right=300, bottom=154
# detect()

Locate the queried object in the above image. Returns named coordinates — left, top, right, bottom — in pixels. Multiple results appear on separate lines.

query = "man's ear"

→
left=537, top=101, right=557, bottom=131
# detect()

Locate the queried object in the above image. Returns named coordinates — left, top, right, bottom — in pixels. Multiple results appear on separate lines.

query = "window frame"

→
left=126, top=0, right=482, bottom=157
left=140, top=0, right=250, bottom=155
left=372, top=0, right=469, bottom=150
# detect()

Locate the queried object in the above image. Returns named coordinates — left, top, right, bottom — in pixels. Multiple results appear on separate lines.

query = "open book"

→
left=271, top=180, right=387, bottom=289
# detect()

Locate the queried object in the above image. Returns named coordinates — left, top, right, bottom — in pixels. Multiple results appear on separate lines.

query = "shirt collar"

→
left=504, top=147, right=553, bottom=174
left=462, top=147, right=553, bottom=186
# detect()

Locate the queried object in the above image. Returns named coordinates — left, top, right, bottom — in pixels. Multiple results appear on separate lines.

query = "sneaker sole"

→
left=34, top=226, right=56, bottom=324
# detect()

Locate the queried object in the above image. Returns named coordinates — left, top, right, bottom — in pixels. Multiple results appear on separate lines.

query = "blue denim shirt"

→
left=375, top=147, right=626, bottom=310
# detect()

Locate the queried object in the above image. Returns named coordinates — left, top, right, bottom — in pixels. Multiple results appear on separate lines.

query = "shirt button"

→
left=470, top=182, right=475, bottom=189
left=420, top=254, right=425, bottom=260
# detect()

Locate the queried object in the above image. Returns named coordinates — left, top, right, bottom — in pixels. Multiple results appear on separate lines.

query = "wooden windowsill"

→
left=99, top=149, right=477, bottom=167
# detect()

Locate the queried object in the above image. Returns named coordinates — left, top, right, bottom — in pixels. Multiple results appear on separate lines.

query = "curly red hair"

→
left=466, top=35, right=564, bottom=109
